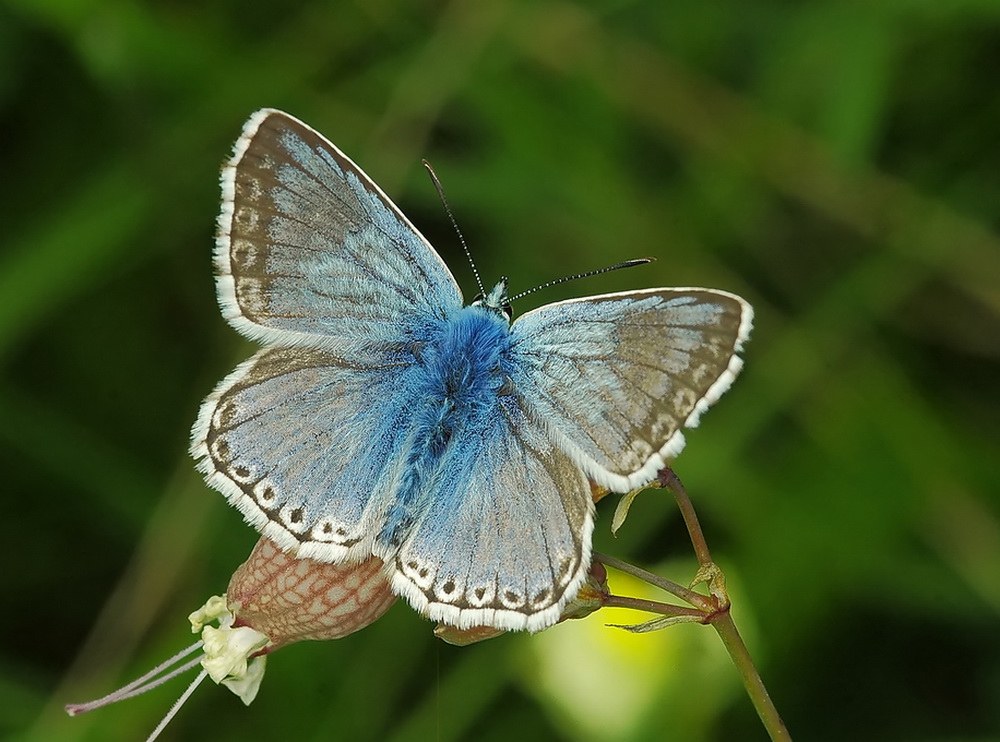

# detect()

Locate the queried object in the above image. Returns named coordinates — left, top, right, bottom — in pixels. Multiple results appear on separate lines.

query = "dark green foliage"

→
left=3, top=2, right=998, bottom=740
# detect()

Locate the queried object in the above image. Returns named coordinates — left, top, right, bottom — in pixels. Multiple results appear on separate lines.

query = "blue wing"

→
left=387, top=392, right=594, bottom=632
left=509, top=288, right=753, bottom=493
left=216, top=108, right=463, bottom=347
left=196, top=109, right=466, bottom=561
left=191, top=345, right=421, bottom=562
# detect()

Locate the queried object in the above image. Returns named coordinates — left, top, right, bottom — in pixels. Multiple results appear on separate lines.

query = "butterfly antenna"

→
left=508, top=258, right=654, bottom=303
left=422, top=160, right=485, bottom=297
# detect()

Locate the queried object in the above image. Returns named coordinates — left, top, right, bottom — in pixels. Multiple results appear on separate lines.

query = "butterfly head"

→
left=471, top=278, right=512, bottom=321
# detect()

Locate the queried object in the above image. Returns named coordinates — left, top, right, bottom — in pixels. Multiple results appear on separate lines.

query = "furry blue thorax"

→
left=379, top=303, right=513, bottom=548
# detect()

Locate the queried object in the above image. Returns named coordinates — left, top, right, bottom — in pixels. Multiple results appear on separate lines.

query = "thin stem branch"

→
left=605, top=466, right=793, bottom=741
left=601, top=594, right=706, bottom=620
left=659, top=467, right=713, bottom=566
left=664, top=466, right=791, bottom=742
left=711, top=611, right=792, bottom=742
left=594, top=551, right=712, bottom=610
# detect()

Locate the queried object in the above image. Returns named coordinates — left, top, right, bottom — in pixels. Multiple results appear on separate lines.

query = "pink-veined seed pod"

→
left=227, top=538, right=397, bottom=650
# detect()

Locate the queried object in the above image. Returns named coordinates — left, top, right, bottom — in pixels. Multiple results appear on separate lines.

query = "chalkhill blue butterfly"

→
left=191, top=109, right=753, bottom=633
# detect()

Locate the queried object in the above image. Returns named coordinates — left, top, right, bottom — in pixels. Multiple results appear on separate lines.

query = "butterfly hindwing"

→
left=388, top=392, right=593, bottom=632
left=191, top=344, right=421, bottom=562
left=217, top=109, right=463, bottom=347
left=510, top=288, right=752, bottom=492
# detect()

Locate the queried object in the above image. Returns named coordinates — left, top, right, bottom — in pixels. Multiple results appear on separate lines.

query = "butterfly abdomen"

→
left=377, top=307, right=513, bottom=550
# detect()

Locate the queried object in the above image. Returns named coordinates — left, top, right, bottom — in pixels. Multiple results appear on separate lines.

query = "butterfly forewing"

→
left=510, top=288, right=752, bottom=493
left=217, top=109, right=463, bottom=347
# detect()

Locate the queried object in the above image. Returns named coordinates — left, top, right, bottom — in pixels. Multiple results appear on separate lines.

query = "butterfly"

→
left=190, top=109, right=753, bottom=633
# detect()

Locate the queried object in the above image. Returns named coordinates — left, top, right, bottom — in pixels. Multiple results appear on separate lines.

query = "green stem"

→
left=659, top=467, right=713, bottom=566
left=601, top=593, right=706, bottom=620
left=710, top=610, right=792, bottom=742
left=659, top=467, right=793, bottom=742
left=594, top=551, right=713, bottom=610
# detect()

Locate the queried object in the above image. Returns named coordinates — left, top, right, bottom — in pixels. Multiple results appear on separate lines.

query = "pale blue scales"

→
left=191, top=108, right=753, bottom=632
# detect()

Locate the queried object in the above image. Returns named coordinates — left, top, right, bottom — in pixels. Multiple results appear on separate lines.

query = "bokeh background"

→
left=4, top=1, right=999, bottom=741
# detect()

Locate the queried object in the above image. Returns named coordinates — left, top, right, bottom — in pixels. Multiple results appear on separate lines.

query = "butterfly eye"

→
left=470, top=293, right=511, bottom=319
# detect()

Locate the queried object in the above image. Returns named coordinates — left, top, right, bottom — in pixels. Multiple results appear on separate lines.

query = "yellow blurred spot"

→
left=522, top=562, right=750, bottom=740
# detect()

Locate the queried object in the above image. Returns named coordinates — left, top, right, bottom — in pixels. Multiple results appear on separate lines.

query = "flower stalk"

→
left=600, top=466, right=792, bottom=742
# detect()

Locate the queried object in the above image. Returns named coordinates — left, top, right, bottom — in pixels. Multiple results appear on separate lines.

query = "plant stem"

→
left=594, top=552, right=712, bottom=610
left=659, top=466, right=793, bottom=741
left=659, top=467, right=713, bottom=566
left=711, top=610, right=792, bottom=742
left=601, top=593, right=705, bottom=620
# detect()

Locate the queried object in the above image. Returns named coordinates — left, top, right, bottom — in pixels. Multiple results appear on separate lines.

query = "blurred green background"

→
left=3, top=1, right=999, bottom=740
